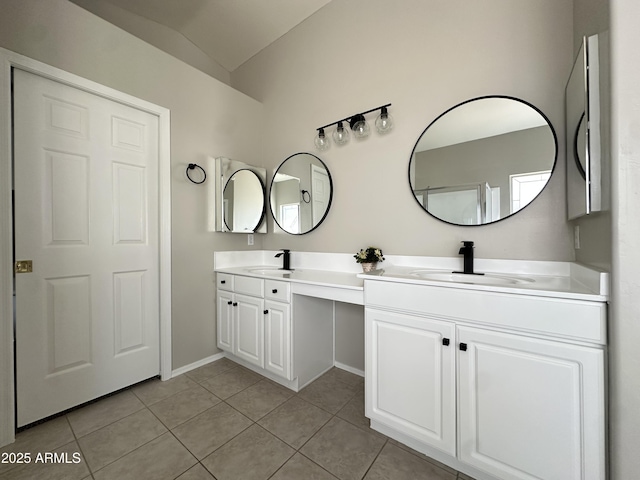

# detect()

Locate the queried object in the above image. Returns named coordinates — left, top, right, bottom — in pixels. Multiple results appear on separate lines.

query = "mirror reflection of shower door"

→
left=426, top=185, right=483, bottom=225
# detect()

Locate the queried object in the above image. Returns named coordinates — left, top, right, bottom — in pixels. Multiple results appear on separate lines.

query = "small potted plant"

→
left=354, top=246, right=385, bottom=272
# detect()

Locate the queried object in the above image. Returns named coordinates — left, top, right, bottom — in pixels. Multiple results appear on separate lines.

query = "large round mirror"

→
left=409, top=96, right=557, bottom=226
left=223, top=169, right=265, bottom=232
left=270, top=153, right=333, bottom=235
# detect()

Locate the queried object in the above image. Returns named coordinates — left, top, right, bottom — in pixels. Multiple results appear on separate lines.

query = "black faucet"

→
left=275, top=249, right=291, bottom=270
left=455, top=241, right=483, bottom=275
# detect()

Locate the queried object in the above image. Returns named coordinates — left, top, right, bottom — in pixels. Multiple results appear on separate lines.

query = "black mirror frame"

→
left=223, top=168, right=266, bottom=233
left=407, top=95, right=558, bottom=227
left=269, top=152, right=334, bottom=235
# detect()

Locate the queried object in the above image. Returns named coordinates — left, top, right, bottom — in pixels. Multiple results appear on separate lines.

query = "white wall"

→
left=232, top=0, right=575, bottom=261
left=0, top=0, right=266, bottom=370
left=609, top=0, right=640, bottom=477
left=572, top=0, right=612, bottom=270
left=69, top=0, right=231, bottom=85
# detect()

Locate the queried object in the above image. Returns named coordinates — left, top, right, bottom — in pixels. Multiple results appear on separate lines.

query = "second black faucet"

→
left=455, top=241, right=483, bottom=275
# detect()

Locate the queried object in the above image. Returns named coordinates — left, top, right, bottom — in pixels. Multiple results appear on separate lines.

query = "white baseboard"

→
left=334, top=361, right=364, bottom=378
left=171, top=352, right=226, bottom=378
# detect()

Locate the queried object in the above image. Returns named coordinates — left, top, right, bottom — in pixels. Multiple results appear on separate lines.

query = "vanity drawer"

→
left=265, top=280, right=290, bottom=302
left=364, top=280, right=607, bottom=344
left=217, top=273, right=234, bottom=292
left=234, top=275, right=264, bottom=297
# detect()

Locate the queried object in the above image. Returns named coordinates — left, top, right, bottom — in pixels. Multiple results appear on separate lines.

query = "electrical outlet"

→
left=247, top=234, right=254, bottom=246
left=574, top=225, right=580, bottom=249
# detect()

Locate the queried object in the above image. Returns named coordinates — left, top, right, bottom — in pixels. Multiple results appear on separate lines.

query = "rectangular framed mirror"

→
left=566, top=32, right=610, bottom=220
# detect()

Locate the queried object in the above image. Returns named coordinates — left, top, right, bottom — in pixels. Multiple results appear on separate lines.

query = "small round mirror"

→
left=409, top=96, right=557, bottom=226
left=270, top=153, right=333, bottom=235
left=223, top=169, right=265, bottom=232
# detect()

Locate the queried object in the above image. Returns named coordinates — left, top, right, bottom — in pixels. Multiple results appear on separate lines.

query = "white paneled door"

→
left=13, top=69, right=160, bottom=427
left=310, top=164, right=330, bottom=226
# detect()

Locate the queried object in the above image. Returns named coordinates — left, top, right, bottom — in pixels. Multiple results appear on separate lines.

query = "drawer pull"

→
left=220, top=280, right=226, bottom=284
left=459, top=343, right=467, bottom=351
left=442, top=338, right=450, bottom=346
left=264, top=309, right=269, bottom=314
left=272, top=289, right=278, bottom=294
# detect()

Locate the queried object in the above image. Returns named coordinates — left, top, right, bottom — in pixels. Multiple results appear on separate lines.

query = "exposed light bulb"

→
left=332, top=121, right=350, bottom=146
left=314, top=128, right=330, bottom=151
left=375, top=106, right=394, bottom=134
left=349, top=114, right=370, bottom=140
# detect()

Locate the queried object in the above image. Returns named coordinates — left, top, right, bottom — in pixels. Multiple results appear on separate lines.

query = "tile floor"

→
left=0, top=358, right=476, bottom=480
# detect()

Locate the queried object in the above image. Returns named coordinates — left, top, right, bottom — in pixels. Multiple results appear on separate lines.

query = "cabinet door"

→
left=458, top=326, right=605, bottom=480
left=365, top=308, right=456, bottom=455
left=216, top=290, right=234, bottom=352
left=234, top=293, right=264, bottom=368
left=264, top=300, right=291, bottom=380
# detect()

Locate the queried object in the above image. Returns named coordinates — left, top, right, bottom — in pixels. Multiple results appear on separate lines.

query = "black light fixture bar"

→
left=316, top=103, right=392, bottom=131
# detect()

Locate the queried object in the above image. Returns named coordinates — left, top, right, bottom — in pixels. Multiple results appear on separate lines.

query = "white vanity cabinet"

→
left=457, top=326, right=605, bottom=480
left=216, top=273, right=291, bottom=377
left=216, top=289, right=234, bottom=351
left=263, top=279, right=292, bottom=379
left=364, top=279, right=606, bottom=480
left=365, top=308, right=456, bottom=455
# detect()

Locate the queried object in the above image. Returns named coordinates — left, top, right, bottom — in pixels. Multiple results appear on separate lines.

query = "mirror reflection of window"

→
left=510, top=171, right=551, bottom=213
left=280, top=203, right=300, bottom=234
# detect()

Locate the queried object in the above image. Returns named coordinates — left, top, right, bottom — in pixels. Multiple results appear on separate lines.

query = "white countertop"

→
left=358, top=265, right=608, bottom=302
left=213, top=251, right=609, bottom=303
left=215, top=266, right=364, bottom=291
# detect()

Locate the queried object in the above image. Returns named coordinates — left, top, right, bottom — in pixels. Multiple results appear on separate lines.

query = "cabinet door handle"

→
left=232, top=302, right=238, bottom=307
left=227, top=300, right=233, bottom=305
left=272, top=289, right=278, bottom=294
left=459, top=343, right=467, bottom=351
left=442, top=338, right=450, bottom=346
left=221, top=280, right=226, bottom=284
left=263, top=309, right=269, bottom=314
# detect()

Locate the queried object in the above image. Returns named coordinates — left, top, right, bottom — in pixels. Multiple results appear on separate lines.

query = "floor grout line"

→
left=7, top=361, right=471, bottom=480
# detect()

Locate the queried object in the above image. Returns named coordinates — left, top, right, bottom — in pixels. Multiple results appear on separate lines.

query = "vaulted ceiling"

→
left=70, top=0, right=332, bottom=74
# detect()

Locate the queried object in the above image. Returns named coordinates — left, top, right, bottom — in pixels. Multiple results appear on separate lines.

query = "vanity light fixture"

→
left=332, top=121, right=350, bottom=145
left=315, top=103, right=392, bottom=150
left=349, top=114, right=370, bottom=140
left=375, top=106, right=394, bottom=134
left=314, top=127, right=330, bottom=151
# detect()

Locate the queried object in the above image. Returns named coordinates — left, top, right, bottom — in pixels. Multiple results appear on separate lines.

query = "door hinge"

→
left=15, top=260, right=33, bottom=274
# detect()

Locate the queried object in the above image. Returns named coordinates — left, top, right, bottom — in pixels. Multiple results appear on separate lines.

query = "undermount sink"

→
left=408, top=270, right=535, bottom=286
left=246, top=268, right=293, bottom=275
